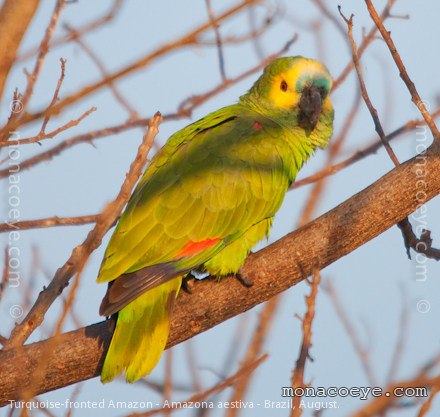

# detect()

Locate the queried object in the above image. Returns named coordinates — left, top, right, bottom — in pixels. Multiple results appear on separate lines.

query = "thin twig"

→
left=0, top=246, right=9, bottom=301
left=3, top=112, right=162, bottom=350
left=39, top=258, right=83, bottom=330
left=417, top=385, right=440, bottom=417
left=2, top=0, right=259, bottom=136
left=128, top=355, right=268, bottom=417
left=290, top=270, right=321, bottom=417
left=18, top=269, right=85, bottom=402
left=40, top=58, right=66, bottom=134
left=0, top=119, right=148, bottom=177
left=184, top=340, right=202, bottom=393
left=163, top=350, right=173, bottom=417
left=386, top=285, right=409, bottom=384
left=312, top=0, right=347, bottom=40
left=338, top=6, right=400, bottom=167
left=352, top=373, right=440, bottom=417
left=338, top=6, right=440, bottom=260
left=0, top=106, right=97, bottom=147
left=200, top=15, right=274, bottom=47
left=200, top=314, right=249, bottom=417
left=226, top=298, right=279, bottom=417
left=64, top=383, right=83, bottom=417
left=246, top=5, right=267, bottom=60
left=175, top=35, right=297, bottom=118
left=0, top=39, right=296, bottom=176
left=297, top=87, right=361, bottom=226
left=333, top=0, right=397, bottom=90
left=53, top=271, right=83, bottom=336
left=18, top=0, right=123, bottom=62
left=1, top=0, right=66, bottom=140
left=324, top=281, right=376, bottom=386
left=206, top=0, right=227, bottom=82
left=397, top=218, right=440, bottom=260
left=292, top=108, right=440, bottom=189
left=0, top=215, right=101, bottom=233
left=64, top=23, right=138, bottom=119
left=365, top=0, right=440, bottom=140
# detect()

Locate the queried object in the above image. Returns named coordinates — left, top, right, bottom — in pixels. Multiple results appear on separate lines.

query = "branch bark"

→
left=1, top=142, right=439, bottom=406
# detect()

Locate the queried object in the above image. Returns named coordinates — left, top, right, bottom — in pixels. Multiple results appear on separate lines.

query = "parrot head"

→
left=241, top=56, right=334, bottom=145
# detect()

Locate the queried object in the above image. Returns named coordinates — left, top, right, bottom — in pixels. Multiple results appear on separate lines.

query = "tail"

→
left=101, top=277, right=181, bottom=383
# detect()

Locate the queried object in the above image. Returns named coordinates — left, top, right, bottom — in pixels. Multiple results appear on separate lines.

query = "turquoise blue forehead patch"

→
left=296, top=74, right=331, bottom=93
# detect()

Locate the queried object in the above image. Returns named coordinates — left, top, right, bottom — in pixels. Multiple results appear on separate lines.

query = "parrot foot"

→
left=182, top=272, right=196, bottom=294
left=235, top=270, right=254, bottom=287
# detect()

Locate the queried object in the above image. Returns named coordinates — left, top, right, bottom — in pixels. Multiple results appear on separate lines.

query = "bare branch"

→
left=226, top=298, right=279, bottom=417
left=0, top=0, right=40, bottom=100
left=2, top=112, right=162, bottom=350
left=397, top=218, right=440, bottom=260
left=290, top=270, right=320, bottom=417
left=293, top=108, right=440, bottom=189
left=64, top=23, right=138, bottom=119
left=417, top=385, right=440, bottom=417
left=40, top=58, right=67, bottom=133
left=297, top=87, right=361, bottom=226
left=333, top=0, right=396, bottom=90
left=338, top=7, right=400, bottom=167
left=1, top=0, right=66, bottom=139
left=0, top=215, right=100, bottom=234
left=385, top=285, right=409, bottom=384
left=0, top=39, right=295, bottom=177
left=18, top=0, right=123, bottom=62
left=339, top=6, right=440, bottom=261
left=205, top=0, right=227, bottom=82
left=324, top=281, right=376, bottom=386
left=351, top=373, right=440, bottom=417
left=0, top=246, right=9, bottom=302
left=131, top=355, right=268, bottom=417
left=0, top=106, right=97, bottom=148
left=365, top=0, right=440, bottom=140
left=175, top=35, right=297, bottom=119
left=0, top=119, right=148, bottom=178
left=4, top=0, right=260, bottom=135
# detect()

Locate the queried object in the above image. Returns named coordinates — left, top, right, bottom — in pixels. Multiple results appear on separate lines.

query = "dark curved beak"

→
left=298, top=85, right=323, bottom=132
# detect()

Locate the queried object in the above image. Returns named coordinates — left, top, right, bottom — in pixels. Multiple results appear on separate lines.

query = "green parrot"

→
left=98, top=56, right=334, bottom=383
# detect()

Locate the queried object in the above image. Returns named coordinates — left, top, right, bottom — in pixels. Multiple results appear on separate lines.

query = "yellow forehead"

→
left=268, top=59, right=333, bottom=111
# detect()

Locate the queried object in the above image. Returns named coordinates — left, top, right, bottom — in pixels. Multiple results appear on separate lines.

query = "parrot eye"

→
left=280, top=80, right=288, bottom=92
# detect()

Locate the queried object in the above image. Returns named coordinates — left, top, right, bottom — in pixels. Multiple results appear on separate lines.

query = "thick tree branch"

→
left=0, top=0, right=40, bottom=101
left=0, top=143, right=439, bottom=405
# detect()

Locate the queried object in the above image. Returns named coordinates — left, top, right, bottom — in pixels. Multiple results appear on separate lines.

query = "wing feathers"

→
left=99, top=262, right=185, bottom=317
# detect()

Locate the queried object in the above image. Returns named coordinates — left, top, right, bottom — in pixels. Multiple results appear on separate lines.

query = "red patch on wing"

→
left=176, top=238, right=221, bottom=258
left=253, top=121, right=263, bottom=131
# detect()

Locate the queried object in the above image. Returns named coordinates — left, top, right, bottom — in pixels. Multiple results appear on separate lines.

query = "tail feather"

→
left=101, top=277, right=181, bottom=383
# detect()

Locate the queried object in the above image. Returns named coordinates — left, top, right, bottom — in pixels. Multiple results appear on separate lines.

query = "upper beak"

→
left=298, top=85, right=323, bottom=132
